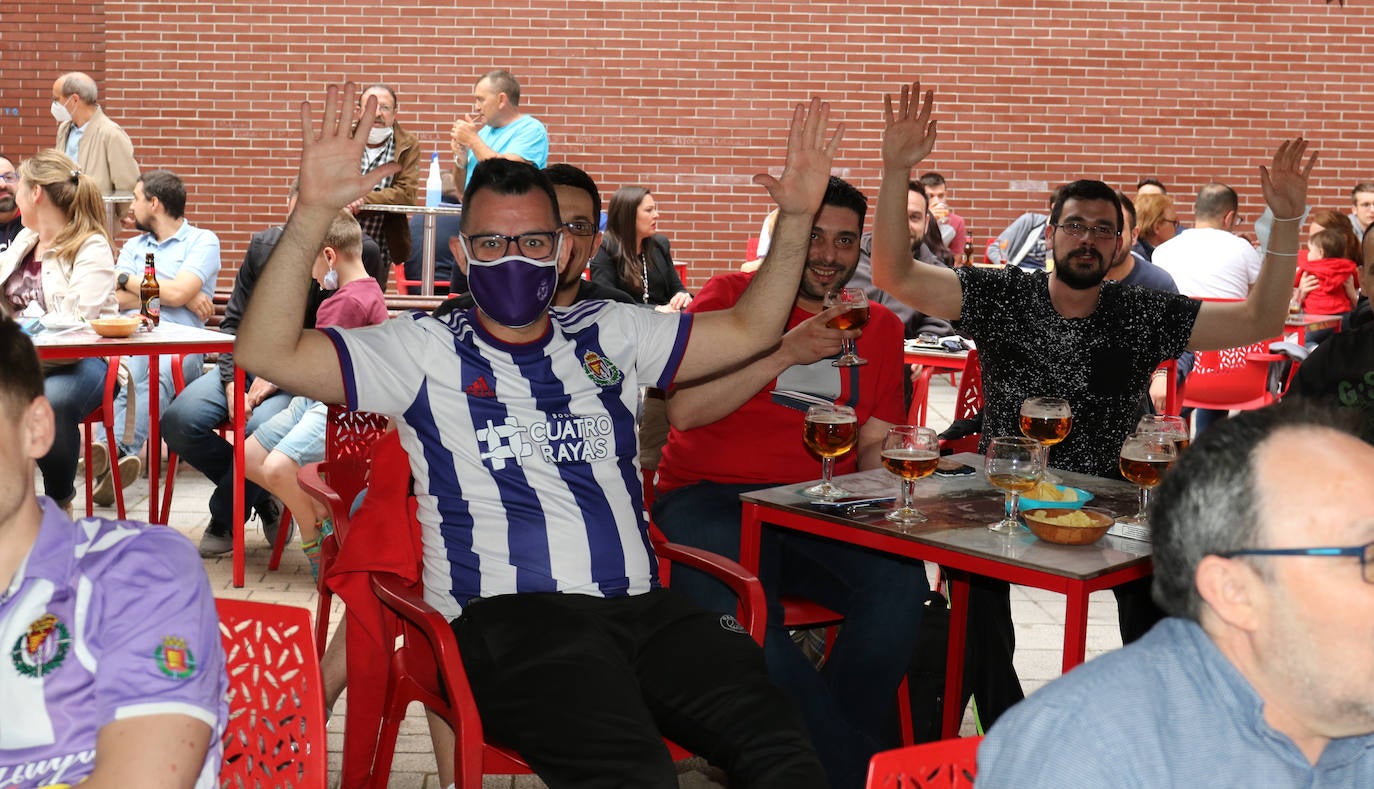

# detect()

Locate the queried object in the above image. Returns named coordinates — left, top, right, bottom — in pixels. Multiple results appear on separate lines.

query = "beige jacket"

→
left=56, top=107, right=140, bottom=196
left=0, top=227, right=119, bottom=319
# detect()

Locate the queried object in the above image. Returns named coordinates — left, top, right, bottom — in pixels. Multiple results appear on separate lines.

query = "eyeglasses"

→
left=460, top=231, right=561, bottom=262
left=356, top=103, right=396, bottom=113
left=1052, top=222, right=1121, bottom=241
left=1160, top=218, right=1180, bottom=228
left=1218, top=542, right=1374, bottom=583
left=0, top=173, right=16, bottom=184
left=563, top=220, right=597, bottom=237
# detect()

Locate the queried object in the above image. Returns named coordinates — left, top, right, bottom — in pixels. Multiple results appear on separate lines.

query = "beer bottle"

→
left=140, top=252, right=160, bottom=327
left=961, top=231, right=974, bottom=268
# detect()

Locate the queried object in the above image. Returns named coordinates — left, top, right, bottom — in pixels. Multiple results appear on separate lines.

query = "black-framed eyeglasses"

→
left=460, top=231, right=561, bottom=262
left=1161, top=218, right=1181, bottom=228
left=1218, top=542, right=1374, bottom=583
left=0, top=173, right=17, bottom=184
left=1052, top=222, right=1120, bottom=241
left=563, top=220, right=597, bottom=237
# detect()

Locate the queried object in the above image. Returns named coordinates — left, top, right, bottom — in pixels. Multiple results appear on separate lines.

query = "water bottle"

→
left=424, top=152, right=442, bottom=207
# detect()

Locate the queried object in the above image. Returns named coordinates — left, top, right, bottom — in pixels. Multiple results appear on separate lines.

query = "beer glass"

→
left=1137, top=414, right=1190, bottom=455
left=825, top=288, right=869, bottom=367
left=881, top=425, right=940, bottom=525
left=985, top=436, right=1045, bottom=534
left=802, top=404, right=858, bottom=500
left=1118, top=433, right=1178, bottom=526
left=1020, top=396, right=1071, bottom=482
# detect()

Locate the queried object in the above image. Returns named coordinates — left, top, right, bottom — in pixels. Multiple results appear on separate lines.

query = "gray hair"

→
left=59, top=73, right=98, bottom=105
left=481, top=70, right=521, bottom=105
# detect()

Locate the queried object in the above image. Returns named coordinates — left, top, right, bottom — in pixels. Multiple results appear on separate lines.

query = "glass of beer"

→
left=881, top=425, right=940, bottom=526
left=802, top=404, right=859, bottom=500
left=1020, top=396, right=1071, bottom=482
left=1136, top=414, right=1190, bottom=455
left=1118, top=433, right=1178, bottom=526
left=825, top=287, right=869, bottom=367
left=985, top=436, right=1045, bottom=534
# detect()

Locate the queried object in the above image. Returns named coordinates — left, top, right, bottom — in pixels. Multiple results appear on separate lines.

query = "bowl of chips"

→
left=1022, top=507, right=1115, bottom=546
left=89, top=316, right=142, bottom=338
left=1019, top=482, right=1093, bottom=512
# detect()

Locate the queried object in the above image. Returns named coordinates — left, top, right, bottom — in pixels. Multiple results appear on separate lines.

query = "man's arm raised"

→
left=1189, top=137, right=1318, bottom=351
left=870, top=81, right=962, bottom=320
left=674, top=97, right=844, bottom=383
left=235, top=83, right=400, bottom=403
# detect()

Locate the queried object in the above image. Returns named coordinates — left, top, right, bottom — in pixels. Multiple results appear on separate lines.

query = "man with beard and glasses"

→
left=348, top=83, right=419, bottom=281
left=871, top=80, right=1316, bottom=729
left=653, top=175, right=926, bottom=787
left=98, top=170, right=220, bottom=505
left=237, top=82, right=835, bottom=789
left=0, top=157, right=23, bottom=253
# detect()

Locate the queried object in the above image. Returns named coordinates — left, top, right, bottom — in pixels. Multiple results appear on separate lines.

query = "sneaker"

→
left=89, top=442, right=110, bottom=479
left=198, top=528, right=233, bottom=557
left=258, top=496, right=295, bottom=548
left=92, top=454, right=141, bottom=507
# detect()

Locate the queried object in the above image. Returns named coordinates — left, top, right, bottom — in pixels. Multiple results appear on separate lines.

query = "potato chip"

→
left=1026, top=482, right=1073, bottom=501
left=1031, top=510, right=1096, bottom=527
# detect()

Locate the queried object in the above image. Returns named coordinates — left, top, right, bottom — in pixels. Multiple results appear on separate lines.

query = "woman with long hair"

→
left=589, top=186, right=692, bottom=311
left=0, top=149, right=118, bottom=510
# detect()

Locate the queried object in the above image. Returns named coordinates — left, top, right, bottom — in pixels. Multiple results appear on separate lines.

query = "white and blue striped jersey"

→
left=325, top=302, right=692, bottom=620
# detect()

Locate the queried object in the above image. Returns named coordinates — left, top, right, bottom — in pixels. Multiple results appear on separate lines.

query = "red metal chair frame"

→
left=937, top=348, right=983, bottom=455
left=81, top=355, right=130, bottom=518
left=392, top=263, right=451, bottom=295
left=865, top=735, right=982, bottom=789
left=216, top=598, right=327, bottom=788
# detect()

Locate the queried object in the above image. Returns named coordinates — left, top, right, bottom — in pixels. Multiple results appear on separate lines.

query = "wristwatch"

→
left=117, top=272, right=130, bottom=290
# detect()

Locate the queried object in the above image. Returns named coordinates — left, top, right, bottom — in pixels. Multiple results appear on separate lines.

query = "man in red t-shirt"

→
left=654, top=176, right=927, bottom=788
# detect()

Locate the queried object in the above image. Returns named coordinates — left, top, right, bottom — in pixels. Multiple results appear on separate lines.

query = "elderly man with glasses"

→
left=0, top=158, right=21, bottom=254
left=348, top=83, right=419, bottom=279
left=977, top=399, right=1374, bottom=786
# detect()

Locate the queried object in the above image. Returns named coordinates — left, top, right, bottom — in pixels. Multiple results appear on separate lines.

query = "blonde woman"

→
left=0, top=149, right=118, bottom=510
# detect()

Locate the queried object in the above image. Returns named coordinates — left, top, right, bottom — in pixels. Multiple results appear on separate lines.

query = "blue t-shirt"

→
left=463, top=114, right=549, bottom=186
left=115, top=221, right=221, bottom=327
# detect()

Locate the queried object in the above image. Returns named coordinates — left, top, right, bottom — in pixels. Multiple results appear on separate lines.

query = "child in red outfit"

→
left=1297, top=227, right=1359, bottom=317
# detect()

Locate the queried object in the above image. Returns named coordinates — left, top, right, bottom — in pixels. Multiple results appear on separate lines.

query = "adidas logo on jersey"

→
left=465, top=376, right=496, bottom=398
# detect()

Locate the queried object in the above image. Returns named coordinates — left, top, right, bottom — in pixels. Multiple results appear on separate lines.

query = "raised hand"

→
left=1259, top=137, right=1317, bottom=220
left=753, top=97, right=845, bottom=216
left=881, top=82, right=938, bottom=170
left=295, top=82, right=400, bottom=211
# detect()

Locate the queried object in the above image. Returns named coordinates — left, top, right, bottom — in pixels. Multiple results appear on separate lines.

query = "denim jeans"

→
left=113, top=352, right=204, bottom=456
left=160, top=371, right=290, bottom=532
left=39, top=357, right=108, bottom=505
left=653, top=481, right=928, bottom=788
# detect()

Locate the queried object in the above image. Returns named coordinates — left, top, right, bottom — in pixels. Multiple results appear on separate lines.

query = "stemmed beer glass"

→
left=1137, top=414, right=1190, bottom=454
left=881, top=426, right=940, bottom=526
left=825, top=287, right=869, bottom=367
left=1118, top=433, right=1178, bottom=527
left=1020, top=396, right=1072, bottom=482
left=802, top=404, right=858, bottom=500
left=985, top=436, right=1046, bottom=534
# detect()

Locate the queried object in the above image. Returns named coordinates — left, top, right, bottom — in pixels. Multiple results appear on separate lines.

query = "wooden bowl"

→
left=89, top=316, right=141, bottom=338
left=1022, top=507, right=1114, bottom=546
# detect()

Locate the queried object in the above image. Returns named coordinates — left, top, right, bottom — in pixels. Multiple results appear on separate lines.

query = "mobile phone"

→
left=935, top=457, right=976, bottom=476
left=808, top=495, right=896, bottom=510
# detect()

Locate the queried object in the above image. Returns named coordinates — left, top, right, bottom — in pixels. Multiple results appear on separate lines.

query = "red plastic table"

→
left=902, top=342, right=969, bottom=426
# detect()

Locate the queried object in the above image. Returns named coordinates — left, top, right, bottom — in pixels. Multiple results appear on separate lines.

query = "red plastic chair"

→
left=865, top=735, right=981, bottom=788
left=392, top=263, right=451, bottom=294
left=296, top=405, right=390, bottom=650
left=937, top=349, right=983, bottom=455
left=216, top=598, right=327, bottom=788
left=1179, top=336, right=1294, bottom=417
left=81, top=355, right=130, bottom=519
left=363, top=498, right=766, bottom=788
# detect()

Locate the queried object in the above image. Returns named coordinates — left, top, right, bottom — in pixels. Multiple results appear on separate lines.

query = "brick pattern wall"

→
left=2, top=1, right=1370, bottom=291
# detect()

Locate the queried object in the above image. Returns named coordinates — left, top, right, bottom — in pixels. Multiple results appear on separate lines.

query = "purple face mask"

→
left=466, top=251, right=560, bottom=329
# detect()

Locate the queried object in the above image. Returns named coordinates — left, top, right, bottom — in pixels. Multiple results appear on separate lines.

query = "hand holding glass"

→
left=803, top=404, right=858, bottom=500
left=881, top=426, right=940, bottom=525
left=1118, top=433, right=1178, bottom=527
left=825, top=288, right=869, bottom=367
left=985, top=436, right=1045, bottom=534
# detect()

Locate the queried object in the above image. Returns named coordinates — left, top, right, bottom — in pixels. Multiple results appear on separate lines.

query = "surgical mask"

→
left=367, top=126, right=394, bottom=146
left=322, top=269, right=339, bottom=290
left=466, top=246, right=561, bottom=329
left=50, top=100, right=72, bottom=124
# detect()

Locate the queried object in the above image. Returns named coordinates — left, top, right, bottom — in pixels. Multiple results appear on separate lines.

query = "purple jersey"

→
left=0, top=499, right=226, bottom=788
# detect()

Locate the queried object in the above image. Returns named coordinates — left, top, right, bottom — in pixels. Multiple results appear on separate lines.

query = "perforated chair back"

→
left=865, top=735, right=982, bottom=788
left=938, top=348, right=983, bottom=455
left=1180, top=337, right=1288, bottom=412
left=216, top=598, right=327, bottom=788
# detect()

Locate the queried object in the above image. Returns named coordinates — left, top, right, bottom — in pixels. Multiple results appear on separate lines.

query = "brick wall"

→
left=3, top=1, right=1370, bottom=290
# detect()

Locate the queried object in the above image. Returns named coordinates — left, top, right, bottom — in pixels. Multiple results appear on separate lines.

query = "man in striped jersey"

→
left=0, top=318, right=226, bottom=789
left=237, top=83, right=840, bottom=787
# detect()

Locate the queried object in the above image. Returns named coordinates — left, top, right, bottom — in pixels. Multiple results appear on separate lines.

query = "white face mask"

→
left=322, top=269, right=339, bottom=290
left=367, top=126, right=393, bottom=146
left=50, top=100, right=72, bottom=124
